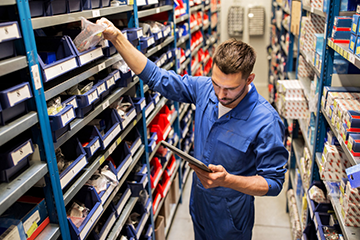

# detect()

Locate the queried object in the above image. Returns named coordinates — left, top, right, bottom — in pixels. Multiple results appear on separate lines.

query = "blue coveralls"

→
left=138, top=60, right=289, bottom=240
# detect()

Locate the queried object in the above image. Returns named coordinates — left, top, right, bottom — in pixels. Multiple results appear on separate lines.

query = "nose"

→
left=218, top=88, right=227, bottom=99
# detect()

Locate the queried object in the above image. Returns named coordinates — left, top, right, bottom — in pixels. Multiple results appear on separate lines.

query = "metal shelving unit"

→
left=0, top=56, right=28, bottom=77
left=190, top=24, right=203, bottom=34
left=146, top=36, right=175, bottom=58
left=146, top=96, right=167, bottom=126
left=138, top=5, right=173, bottom=18
left=191, top=42, right=204, bottom=57
left=302, top=5, right=326, bottom=17
left=190, top=5, right=203, bottom=13
left=177, top=35, right=190, bottom=47
left=35, top=224, right=61, bottom=240
left=175, top=14, right=189, bottom=24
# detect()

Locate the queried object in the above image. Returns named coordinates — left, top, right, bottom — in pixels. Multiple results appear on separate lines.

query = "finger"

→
left=208, top=164, right=222, bottom=172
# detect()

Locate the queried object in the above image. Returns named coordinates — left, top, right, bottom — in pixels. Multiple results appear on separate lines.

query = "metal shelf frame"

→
left=0, top=56, right=28, bottom=77
left=145, top=36, right=175, bottom=58
left=138, top=5, right=173, bottom=18
left=177, top=35, right=190, bottom=47
left=175, top=14, right=189, bottom=24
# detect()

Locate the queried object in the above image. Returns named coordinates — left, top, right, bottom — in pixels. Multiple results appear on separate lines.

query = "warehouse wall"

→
left=220, top=0, right=271, bottom=88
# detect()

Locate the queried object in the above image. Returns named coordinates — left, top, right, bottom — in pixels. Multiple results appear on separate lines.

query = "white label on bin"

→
left=145, top=102, right=155, bottom=117
left=102, top=100, right=110, bottom=110
left=349, top=54, right=356, bottom=64
left=7, top=84, right=31, bottom=107
left=150, top=141, right=156, bottom=151
left=154, top=169, right=163, bottom=187
left=100, top=214, right=116, bottom=240
left=23, top=210, right=40, bottom=234
left=113, top=71, right=120, bottom=81
left=87, top=90, right=98, bottom=105
left=61, top=107, right=75, bottom=127
left=131, top=138, right=141, bottom=155
left=31, top=64, right=42, bottom=90
left=90, top=139, right=100, bottom=156
left=2, top=226, right=21, bottom=240
left=0, top=23, right=20, bottom=42
left=79, top=48, right=103, bottom=65
left=140, top=99, right=146, bottom=110
left=79, top=204, right=103, bottom=240
left=156, top=8, right=161, bottom=14
left=103, top=124, right=121, bottom=149
left=96, top=82, right=106, bottom=95
left=156, top=61, right=161, bottom=67
left=106, top=77, right=115, bottom=88
left=137, top=30, right=143, bottom=38
left=11, top=141, right=33, bottom=166
left=147, top=37, right=155, bottom=46
left=117, top=189, right=131, bottom=215
left=117, top=156, right=133, bottom=180
left=155, top=95, right=160, bottom=104
left=66, top=98, right=78, bottom=109
left=137, top=212, right=150, bottom=239
left=182, top=125, right=188, bottom=138
left=143, top=175, right=148, bottom=188
left=123, top=109, right=136, bottom=128
left=157, top=32, right=163, bottom=39
left=60, top=156, right=87, bottom=189
left=153, top=195, right=161, bottom=213
left=167, top=52, right=172, bottom=59
left=101, top=184, right=115, bottom=204
left=98, top=62, right=106, bottom=72
left=108, top=142, right=117, bottom=155
left=164, top=126, right=171, bottom=139
left=44, top=57, right=77, bottom=81
left=92, top=10, right=100, bottom=17
left=164, top=181, right=171, bottom=196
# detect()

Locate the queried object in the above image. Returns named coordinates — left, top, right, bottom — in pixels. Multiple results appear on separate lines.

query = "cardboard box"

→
left=169, top=173, right=180, bottom=204
left=159, top=195, right=171, bottom=227
left=291, top=1, right=302, bottom=35
left=155, top=215, right=165, bottom=240
left=350, top=33, right=357, bottom=52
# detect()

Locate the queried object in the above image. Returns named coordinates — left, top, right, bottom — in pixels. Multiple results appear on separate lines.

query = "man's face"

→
left=211, top=64, right=254, bottom=109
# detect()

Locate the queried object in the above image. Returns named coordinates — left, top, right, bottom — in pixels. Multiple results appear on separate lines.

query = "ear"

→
left=246, top=73, right=255, bottom=85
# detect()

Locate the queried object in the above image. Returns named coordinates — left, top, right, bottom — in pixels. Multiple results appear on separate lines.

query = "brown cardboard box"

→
left=160, top=195, right=171, bottom=227
left=155, top=215, right=165, bottom=240
left=169, top=173, right=180, bottom=204
left=291, top=1, right=301, bottom=35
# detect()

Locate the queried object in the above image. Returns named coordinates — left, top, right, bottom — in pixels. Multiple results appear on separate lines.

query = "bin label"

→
left=44, top=57, right=77, bottom=81
left=87, top=90, right=98, bottom=105
left=90, top=139, right=100, bottom=156
left=106, top=77, right=115, bottom=88
left=103, top=124, right=121, bottom=149
left=60, top=156, right=87, bottom=189
left=102, top=100, right=110, bottom=110
left=113, top=71, right=120, bottom=81
left=7, top=84, right=31, bottom=107
left=79, top=204, right=103, bottom=240
left=31, top=64, right=42, bottom=90
left=117, top=156, right=133, bottom=180
left=2, top=225, right=21, bottom=240
left=61, top=107, right=75, bottom=127
left=0, top=23, right=20, bottom=42
left=23, top=210, right=40, bottom=235
left=116, top=189, right=131, bottom=215
left=131, top=138, right=142, bottom=156
left=147, top=36, right=155, bottom=46
left=11, top=140, right=33, bottom=166
left=100, top=214, right=116, bottom=240
left=145, top=102, right=155, bottom=117
left=66, top=97, right=78, bottom=109
left=96, top=82, right=106, bottom=95
left=79, top=48, right=103, bottom=65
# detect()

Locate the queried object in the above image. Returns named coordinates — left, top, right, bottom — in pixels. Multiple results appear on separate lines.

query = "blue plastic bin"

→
left=93, top=79, right=108, bottom=102
left=125, top=28, right=143, bottom=41
left=59, top=137, right=87, bottom=189
left=68, top=186, right=103, bottom=240
left=113, top=96, right=136, bottom=130
left=28, top=0, right=46, bottom=17
left=74, top=85, right=99, bottom=118
left=113, top=184, right=132, bottom=217
left=131, top=97, right=146, bottom=114
left=106, top=141, right=133, bottom=180
left=36, top=36, right=78, bottom=82
left=116, top=70, right=132, bottom=88
left=49, top=104, right=76, bottom=142
left=125, top=198, right=151, bottom=240
left=140, top=35, right=155, bottom=53
left=44, top=0, right=67, bottom=15
left=90, top=109, right=121, bottom=150
left=0, top=22, right=21, bottom=60
left=68, top=0, right=83, bottom=12
left=124, top=128, right=142, bottom=156
left=127, top=173, right=148, bottom=197
left=0, top=82, right=33, bottom=126
left=82, top=0, right=101, bottom=9
left=90, top=203, right=117, bottom=240
left=102, top=41, right=117, bottom=57
left=76, top=126, right=100, bottom=158
left=0, top=138, right=34, bottom=183
left=103, top=73, right=116, bottom=93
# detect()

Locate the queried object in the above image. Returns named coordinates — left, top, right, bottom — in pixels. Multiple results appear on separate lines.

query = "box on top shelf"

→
left=334, top=16, right=352, bottom=29
left=0, top=21, right=22, bottom=60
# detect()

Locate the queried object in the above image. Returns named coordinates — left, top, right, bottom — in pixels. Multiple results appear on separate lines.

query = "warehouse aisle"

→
left=167, top=85, right=292, bottom=240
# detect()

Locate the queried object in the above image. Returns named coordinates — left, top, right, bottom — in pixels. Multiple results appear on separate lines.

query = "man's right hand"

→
left=96, top=17, right=122, bottom=43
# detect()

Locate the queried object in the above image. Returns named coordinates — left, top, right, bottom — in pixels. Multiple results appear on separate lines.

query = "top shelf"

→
left=302, top=5, right=326, bottom=18
left=31, top=5, right=134, bottom=29
left=138, top=5, right=173, bottom=18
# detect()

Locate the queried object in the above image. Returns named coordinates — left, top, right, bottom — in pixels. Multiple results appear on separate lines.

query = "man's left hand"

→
left=189, top=164, right=229, bottom=189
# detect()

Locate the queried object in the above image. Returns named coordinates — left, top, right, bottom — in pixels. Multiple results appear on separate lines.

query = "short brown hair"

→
left=213, top=39, right=256, bottom=78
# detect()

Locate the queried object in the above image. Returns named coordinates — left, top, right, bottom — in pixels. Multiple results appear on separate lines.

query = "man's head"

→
left=211, top=39, right=256, bottom=108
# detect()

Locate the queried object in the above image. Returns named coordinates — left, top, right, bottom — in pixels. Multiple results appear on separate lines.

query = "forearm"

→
left=223, top=174, right=269, bottom=196
left=110, top=33, right=147, bottom=75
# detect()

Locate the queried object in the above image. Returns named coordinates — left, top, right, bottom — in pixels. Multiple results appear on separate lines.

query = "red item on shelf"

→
left=150, top=157, right=163, bottom=188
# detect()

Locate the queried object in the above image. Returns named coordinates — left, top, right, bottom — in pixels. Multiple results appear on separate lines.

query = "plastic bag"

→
left=47, top=96, right=64, bottom=116
left=67, top=201, right=89, bottom=228
left=74, top=17, right=107, bottom=52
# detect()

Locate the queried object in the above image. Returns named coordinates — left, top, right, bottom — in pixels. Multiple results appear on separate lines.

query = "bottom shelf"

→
left=35, top=224, right=60, bottom=240
left=164, top=188, right=182, bottom=237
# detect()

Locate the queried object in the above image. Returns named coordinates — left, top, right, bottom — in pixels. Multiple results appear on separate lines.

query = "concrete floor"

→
left=167, top=85, right=292, bottom=240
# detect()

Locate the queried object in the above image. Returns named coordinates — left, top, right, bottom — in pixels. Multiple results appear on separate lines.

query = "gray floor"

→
left=167, top=85, right=292, bottom=240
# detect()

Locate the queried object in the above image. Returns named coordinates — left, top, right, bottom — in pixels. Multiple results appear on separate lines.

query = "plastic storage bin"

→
left=125, top=198, right=151, bottom=240
left=73, top=84, right=99, bottom=118
left=147, top=132, right=158, bottom=153
left=127, top=172, right=148, bottom=197
left=106, top=141, right=133, bottom=180
left=28, top=0, right=45, bottom=17
left=131, top=97, right=146, bottom=114
left=36, top=36, right=78, bottom=82
left=113, top=96, right=136, bottom=130
left=76, top=127, right=101, bottom=158
left=102, top=41, right=117, bottom=57
left=82, top=0, right=101, bottom=9
left=0, top=21, right=22, bottom=60
left=44, top=0, right=67, bottom=15
left=125, top=28, right=143, bottom=41
left=150, top=157, right=163, bottom=189
left=95, top=162, right=117, bottom=204
left=89, top=109, right=121, bottom=150
left=139, top=35, right=155, bottom=53
left=144, top=93, right=156, bottom=118
left=68, top=186, right=103, bottom=240
left=307, top=181, right=332, bottom=219
left=150, top=114, right=171, bottom=143
left=0, top=138, right=34, bottom=183
left=112, top=184, right=132, bottom=217
left=0, top=82, right=33, bottom=126
left=49, top=101, right=76, bottom=142
left=68, top=0, right=83, bottom=12
left=59, top=137, right=87, bottom=189
left=89, top=203, right=117, bottom=240
left=124, top=128, right=142, bottom=156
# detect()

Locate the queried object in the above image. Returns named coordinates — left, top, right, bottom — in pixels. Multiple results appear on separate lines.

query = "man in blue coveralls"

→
left=98, top=17, right=288, bottom=240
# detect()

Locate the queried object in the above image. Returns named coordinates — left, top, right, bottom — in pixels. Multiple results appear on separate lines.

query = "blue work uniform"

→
left=139, top=60, right=288, bottom=240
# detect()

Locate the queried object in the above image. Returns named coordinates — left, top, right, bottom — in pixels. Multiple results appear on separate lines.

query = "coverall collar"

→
left=209, top=82, right=258, bottom=121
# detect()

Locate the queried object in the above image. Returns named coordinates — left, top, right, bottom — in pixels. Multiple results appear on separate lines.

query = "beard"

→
left=216, top=84, right=248, bottom=106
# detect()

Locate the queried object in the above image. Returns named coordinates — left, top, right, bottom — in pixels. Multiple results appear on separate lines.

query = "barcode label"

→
left=98, top=62, right=106, bottom=72
left=31, top=64, right=42, bottom=90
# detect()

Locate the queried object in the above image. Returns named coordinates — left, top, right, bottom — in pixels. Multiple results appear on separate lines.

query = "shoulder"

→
left=253, top=95, right=283, bottom=126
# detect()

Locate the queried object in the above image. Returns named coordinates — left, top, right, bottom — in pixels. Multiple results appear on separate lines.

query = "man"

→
left=97, top=18, right=288, bottom=240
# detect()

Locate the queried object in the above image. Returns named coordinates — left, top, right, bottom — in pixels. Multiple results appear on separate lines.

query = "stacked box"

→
left=298, top=55, right=315, bottom=78
left=320, top=144, right=350, bottom=181
left=340, top=181, right=360, bottom=227
left=300, top=17, right=312, bottom=53
left=311, top=0, right=324, bottom=11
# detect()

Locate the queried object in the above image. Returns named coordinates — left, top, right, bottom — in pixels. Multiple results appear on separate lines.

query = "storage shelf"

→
left=321, top=108, right=360, bottom=165
left=0, top=161, right=48, bottom=216
left=191, top=42, right=204, bottom=57
left=175, top=14, right=189, bottom=24
left=302, top=5, right=326, bottom=17
left=177, top=35, right=190, bottom=47
left=145, top=36, right=174, bottom=58
left=292, top=138, right=308, bottom=192
left=53, top=78, right=139, bottom=149
left=165, top=186, right=182, bottom=237
left=179, top=104, right=190, bottom=121
left=146, top=96, right=167, bottom=127
left=327, top=39, right=360, bottom=70
left=298, top=76, right=311, bottom=102
left=324, top=181, right=360, bottom=240
left=289, top=169, right=304, bottom=231
left=177, top=58, right=191, bottom=74
left=107, top=197, right=139, bottom=240
left=44, top=53, right=123, bottom=101
left=163, top=60, right=175, bottom=71
left=298, top=118, right=313, bottom=157
left=63, top=114, right=143, bottom=205
left=299, top=50, right=320, bottom=77
left=190, top=5, right=203, bottom=13
left=0, top=56, right=28, bottom=77
left=190, top=24, right=203, bottom=34
left=31, top=5, right=134, bottom=29
left=203, top=22, right=210, bottom=29
left=138, top=5, right=173, bottom=18
left=81, top=145, right=144, bottom=240
left=282, top=21, right=289, bottom=32
left=154, top=162, right=181, bottom=219
left=35, top=224, right=60, bottom=240
left=0, top=111, right=38, bottom=146
left=0, top=0, right=16, bottom=5
left=204, top=5, right=211, bottom=11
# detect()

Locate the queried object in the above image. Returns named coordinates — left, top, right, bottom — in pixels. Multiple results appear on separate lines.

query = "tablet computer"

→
left=160, top=140, right=212, bottom=172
